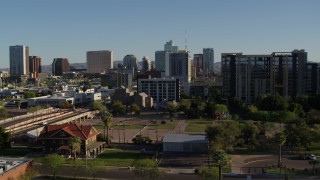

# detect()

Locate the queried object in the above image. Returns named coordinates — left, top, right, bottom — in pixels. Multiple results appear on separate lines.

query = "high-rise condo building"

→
left=167, top=50, right=192, bottom=83
left=221, top=49, right=311, bottom=103
left=87, top=50, right=113, bottom=73
left=9, top=45, right=29, bottom=76
left=29, top=56, right=41, bottom=78
left=203, top=48, right=214, bottom=75
left=52, top=58, right=70, bottom=76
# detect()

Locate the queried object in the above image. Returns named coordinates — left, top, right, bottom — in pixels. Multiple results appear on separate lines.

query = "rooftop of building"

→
left=38, top=123, right=99, bottom=141
left=163, top=134, right=207, bottom=143
left=0, top=158, right=31, bottom=175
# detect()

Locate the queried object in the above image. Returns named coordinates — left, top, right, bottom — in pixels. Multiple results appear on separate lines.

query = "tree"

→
left=274, top=131, right=286, bottom=168
left=0, top=127, right=12, bottom=153
left=240, top=121, right=260, bottom=148
left=61, top=101, right=73, bottom=109
left=100, top=111, right=113, bottom=143
left=166, top=101, right=178, bottom=116
left=256, top=93, right=288, bottom=111
left=42, top=154, right=64, bottom=178
left=90, top=101, right=107, bottom=112
left=179, top=99, right=191, bottom=114
left=288, top=102, right=305, bottom=117
left=199, top=166, right=219, bottom=180
left=133, top=159, right=161, bottom=180
left=23, top=91, right=36, bottom=99
left=112, top=100, right=126, bottom=115
left=270, top=111, right=297, bottom=124
left=249, top=111, right=269, bottom=122
left=206, top=122, right=240, bottom=151
left=130, top=103, right=141, bottom=115
left=87, top=159, right=105, bottom=178
left=209, top=104, right=228, bottom=120
left=212, top=150, right=229, bottom=180
left=68, top=136, right=82, bottom=161
left=309, top=160, right=319, bottom=175
left=0, top=107, right=9, bottom=118
left=285, top=119, right=311, bottom=153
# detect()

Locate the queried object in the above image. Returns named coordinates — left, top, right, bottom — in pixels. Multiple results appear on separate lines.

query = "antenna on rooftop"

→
left=184, top=28, right=188, bottom=51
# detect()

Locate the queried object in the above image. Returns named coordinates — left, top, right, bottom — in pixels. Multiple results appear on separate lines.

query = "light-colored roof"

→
left=163, top=134, right=207, bottom=143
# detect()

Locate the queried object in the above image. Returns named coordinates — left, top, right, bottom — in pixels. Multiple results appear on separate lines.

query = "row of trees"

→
left=205, top=119, right=317, bottom=152
left=166, top=99, right=228, bottom=120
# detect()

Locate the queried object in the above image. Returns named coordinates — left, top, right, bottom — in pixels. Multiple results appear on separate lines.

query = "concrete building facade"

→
left=52, top=58, right=70, bottom=76
left=9, top=45, right=29, bottom=76
left=221, top=50, right=312, bottom=103
left=137, top=78, right=180, bottom=105
left=87, top=50, right=113, bottom=73
left=29, top=56, right=41, bottom=78
left=168, top=50, right=192, bottom=83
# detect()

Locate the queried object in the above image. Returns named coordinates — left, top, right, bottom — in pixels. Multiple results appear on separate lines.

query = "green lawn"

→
left=35, top=149, right=141, bottom=167
left=147, top=124, right=175, bottom=130
left=96, top=149, right=140, bottom=166
left=185, top=119, right=213, bottom=132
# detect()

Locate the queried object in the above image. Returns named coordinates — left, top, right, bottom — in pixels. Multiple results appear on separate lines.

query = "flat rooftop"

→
left=0, top=157, right=31, bottom=175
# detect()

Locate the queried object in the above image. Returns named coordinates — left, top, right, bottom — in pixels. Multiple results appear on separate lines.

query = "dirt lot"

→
left=81, top=113, right=188, bottom=143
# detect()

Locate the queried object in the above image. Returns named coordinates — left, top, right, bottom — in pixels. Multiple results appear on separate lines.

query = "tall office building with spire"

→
left=9, top=45, right=29, bottom=76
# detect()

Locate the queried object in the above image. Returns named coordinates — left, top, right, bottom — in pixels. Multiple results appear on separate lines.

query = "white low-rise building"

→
left=28, top=95, right=74, bottom=107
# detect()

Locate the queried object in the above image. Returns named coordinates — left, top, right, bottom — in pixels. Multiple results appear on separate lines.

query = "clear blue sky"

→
left=0, top=0, right=319, bottom=67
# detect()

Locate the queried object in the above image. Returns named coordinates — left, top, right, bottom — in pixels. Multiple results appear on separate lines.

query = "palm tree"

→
left=213, top=150, right=229, bottom=180
left=69, top=136, right=82, bottom=161
left=100, top=111, right=113, bottom=144
left=274, top=131, right=286, bottom=168
left=309, top=160, right=319, bottom=175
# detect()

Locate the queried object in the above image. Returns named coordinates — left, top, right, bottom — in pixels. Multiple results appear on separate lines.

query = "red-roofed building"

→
left=36, top=123, right=105, bottom=157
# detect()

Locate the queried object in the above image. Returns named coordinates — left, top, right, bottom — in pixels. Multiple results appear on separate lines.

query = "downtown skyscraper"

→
left=29, top=56, right=41, bottom=78
left=203, top=48, right=214, bottom=76
left=87, top=50, right=113, bottom=73
left=9, top=45, right=29, bottom=76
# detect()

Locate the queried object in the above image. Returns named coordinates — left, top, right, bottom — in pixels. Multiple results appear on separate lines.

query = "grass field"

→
left=34, top=149, right=141, bottom=167
left=96, top=149, right=140, bottom=166
left=185, top=118, right=213, bottom=132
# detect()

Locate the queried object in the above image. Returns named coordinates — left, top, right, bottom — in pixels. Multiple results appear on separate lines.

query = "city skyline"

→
left=0, top=0, right=319, bottom=68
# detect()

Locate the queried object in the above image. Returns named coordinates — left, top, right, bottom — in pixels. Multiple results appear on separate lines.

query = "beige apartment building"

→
left=87, top=50, right=113, bottom=73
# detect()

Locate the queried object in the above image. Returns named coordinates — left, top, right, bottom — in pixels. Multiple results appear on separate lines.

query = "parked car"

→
left=308, top=154, right=317, bottom=160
